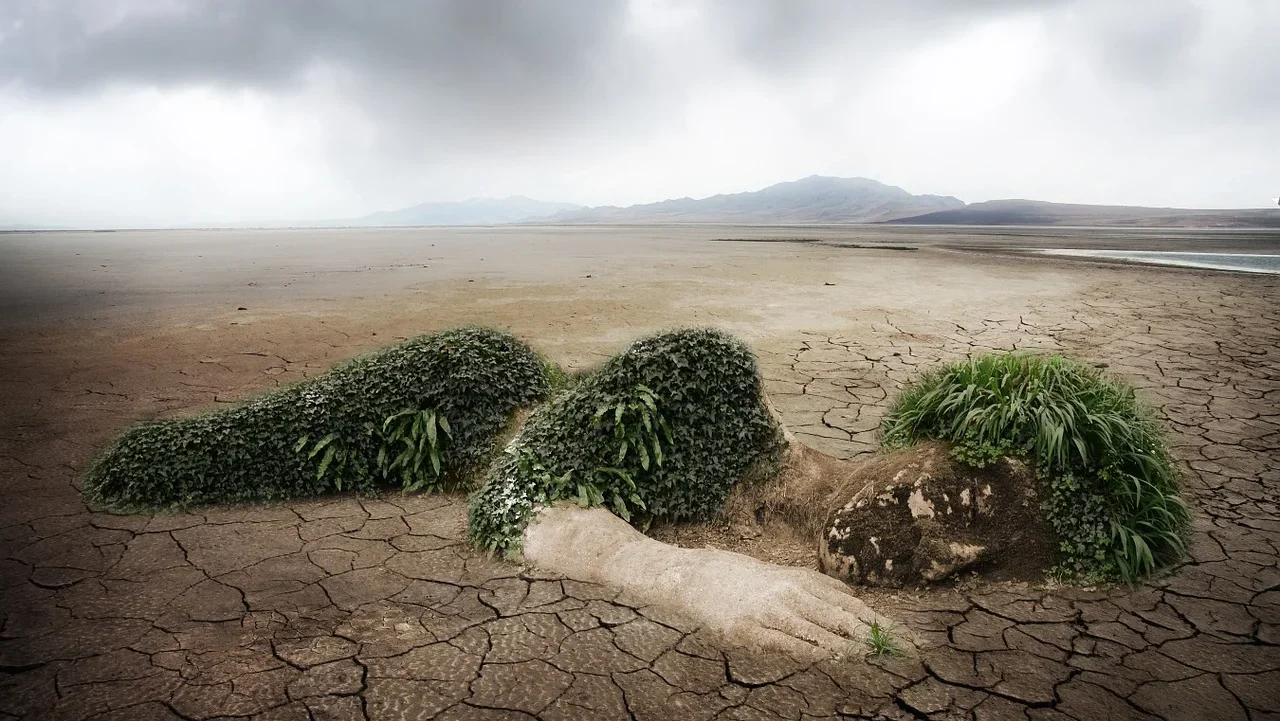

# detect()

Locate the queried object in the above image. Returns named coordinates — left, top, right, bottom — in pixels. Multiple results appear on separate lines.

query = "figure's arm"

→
left=522, top=504, right=897, bottom=659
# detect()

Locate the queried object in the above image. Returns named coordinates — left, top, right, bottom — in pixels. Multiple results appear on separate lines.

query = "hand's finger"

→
left=792, top=594, right=870, bottom=640
left=769, top=613, right=859, bottom=654
left=805, top=569, right=855, bottom=594
left=808, top=583, right=879, bottom=625
left=794, top=569, right=882, bottom=622
left=745, top=627, right=827, bottom=661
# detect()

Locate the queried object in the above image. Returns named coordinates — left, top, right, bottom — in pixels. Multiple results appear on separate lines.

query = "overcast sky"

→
left=1, top=0, right=1276, bottom=226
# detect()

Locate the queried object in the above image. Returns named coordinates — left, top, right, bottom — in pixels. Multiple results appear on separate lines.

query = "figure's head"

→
left=469, top=327, right=784, bottom=555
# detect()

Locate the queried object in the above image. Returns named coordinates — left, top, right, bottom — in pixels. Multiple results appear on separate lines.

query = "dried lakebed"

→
left=1, top=226, right=1278, bottom=720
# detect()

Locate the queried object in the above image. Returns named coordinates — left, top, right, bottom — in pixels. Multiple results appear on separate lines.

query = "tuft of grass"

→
left=880, top=352, right=1188, bottom=583
left=864, top=619, right=904, bottom=658
left=542, top=358, right=578, bottom=392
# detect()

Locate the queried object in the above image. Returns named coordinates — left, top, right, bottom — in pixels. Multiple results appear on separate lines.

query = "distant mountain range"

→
left=544, top=175, right=963, bottom=224
left=354, top=196, right=582, bottom=226
left=886, top=199, right=1280, bottom=229
left=8, top=177, right=1279, bottom=230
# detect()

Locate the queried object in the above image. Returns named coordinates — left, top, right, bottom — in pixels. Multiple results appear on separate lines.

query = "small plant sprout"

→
left=864, top=618, right=904, bottom=658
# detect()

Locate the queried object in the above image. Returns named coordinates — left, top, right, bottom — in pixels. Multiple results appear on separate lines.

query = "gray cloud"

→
left=703, top=0, right=1070, bottom=70
left=1034, top=0, right=1278, bottom=124
left=0, top=1, right=1082, bottom=164
left=0, top=1, right=644, bottom=151
left=1086, top=1, right=1205, bottom=85
left=6, top=0, right=1266, bottom=136
left=1, top=1, right=629, bottom=92
left=0, top=0, right=1276, bottom=222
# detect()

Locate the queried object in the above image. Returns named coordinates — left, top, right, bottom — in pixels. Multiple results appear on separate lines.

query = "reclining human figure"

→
left=467, top=328, right=893, bottom=659
left=89, top=324, right=1180, bottom=659
left=89, top=325, right=1180, bottom=657
left=88, top=326, right=890, bottom=658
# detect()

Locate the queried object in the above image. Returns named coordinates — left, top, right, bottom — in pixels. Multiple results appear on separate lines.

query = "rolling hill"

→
left=544, top=175, right=964, bottom=224
left=888, top=199, right=1280, bottom=229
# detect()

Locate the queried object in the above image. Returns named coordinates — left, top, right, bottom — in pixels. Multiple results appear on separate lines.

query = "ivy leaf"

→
left=317, top=445, right=336, bottom=480
left=425, top=415, right=438, bottom=447
left=612, top=492, right=631, bottom=522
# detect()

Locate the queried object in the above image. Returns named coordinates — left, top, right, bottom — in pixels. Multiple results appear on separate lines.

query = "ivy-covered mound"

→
left=469, top=328, right=783, bottom=556
left=880, top=352, right=1188, bottom=582
left=85, top=327, right=550, bottom=509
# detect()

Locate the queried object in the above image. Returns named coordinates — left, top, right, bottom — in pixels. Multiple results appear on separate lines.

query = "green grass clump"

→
left=85, top=327, right=550, bottom=509
left=880, top=353, right=1187, bottom=582
left=468, top=328, right=784, bottom=556
left=864, top=619, right=905, bottom=658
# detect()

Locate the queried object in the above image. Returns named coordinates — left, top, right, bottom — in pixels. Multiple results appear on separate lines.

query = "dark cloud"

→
left=9, top=0, right=1268, bottom=144
left=0, top=1, right=1079, bottom=158
left=2, top=1, right=1272, bottom=109
left=0, top=0, right=1275, bottom=217
left=1, top=1, right=630, bottom=93
left=0, top=1, right=649, bottom=157
left=1084, top=1, right=1204, bottom=85
left=702, top=0, right=1069, bottom=70
left=1037, top=0, right=1277, bottom=121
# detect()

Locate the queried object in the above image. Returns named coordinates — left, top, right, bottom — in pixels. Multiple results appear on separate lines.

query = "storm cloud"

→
left=0, top=0, right=1275, bottom=226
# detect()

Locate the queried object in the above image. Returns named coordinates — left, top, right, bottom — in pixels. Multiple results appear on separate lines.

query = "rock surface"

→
left=820, top=442, right=1056, bottom=586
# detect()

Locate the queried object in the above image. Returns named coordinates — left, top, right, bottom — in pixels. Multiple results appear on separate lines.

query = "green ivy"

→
left=1043, top=470, right=1117, bottom=581
left=468, top=328, right=784, bottom=556
left=84, top=327, right=549, bottom=509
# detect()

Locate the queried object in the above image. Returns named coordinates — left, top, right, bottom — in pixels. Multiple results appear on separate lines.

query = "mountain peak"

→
left=549, top=175, right=963, bottom=224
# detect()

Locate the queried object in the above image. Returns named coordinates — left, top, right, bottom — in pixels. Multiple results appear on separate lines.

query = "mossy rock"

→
left=880, top=352, right=1188, bottom=581
left=820, top=442, right=1056, bottom=587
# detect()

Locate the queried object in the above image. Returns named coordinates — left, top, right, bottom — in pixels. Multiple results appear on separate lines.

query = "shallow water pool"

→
left=1042, top=249, right=1280, bottom=274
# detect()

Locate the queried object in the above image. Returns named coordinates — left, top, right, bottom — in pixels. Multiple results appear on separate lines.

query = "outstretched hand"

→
left=652, top=544, right=886, bottom=658
left=521, top=505, right=903, bottom=659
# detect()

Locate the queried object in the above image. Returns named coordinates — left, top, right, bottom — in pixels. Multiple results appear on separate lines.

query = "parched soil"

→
left=1, top=227, right=1278, bottom=720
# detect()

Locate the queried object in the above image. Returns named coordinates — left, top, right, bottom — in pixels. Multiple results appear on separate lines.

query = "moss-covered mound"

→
left=880, top=352, right=1188, bottom=582
left=86, top=327, right=550, bottom=509
left=468, top=328, right=783, bottom=555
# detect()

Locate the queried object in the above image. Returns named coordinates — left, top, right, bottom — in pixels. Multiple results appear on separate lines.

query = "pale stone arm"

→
left=522, top=504, right=896, bottom=659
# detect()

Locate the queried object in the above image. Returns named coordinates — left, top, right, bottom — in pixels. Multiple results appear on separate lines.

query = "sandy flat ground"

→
left=1, top=226, right=1278, bottom=719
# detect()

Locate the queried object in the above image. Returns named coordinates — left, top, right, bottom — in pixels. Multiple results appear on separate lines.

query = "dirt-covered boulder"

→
left=818, top=442, right=1055, bottom=587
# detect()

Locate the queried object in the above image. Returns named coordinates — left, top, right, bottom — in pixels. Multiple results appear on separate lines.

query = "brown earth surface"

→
left=1, top=226, right=1278, bottom=719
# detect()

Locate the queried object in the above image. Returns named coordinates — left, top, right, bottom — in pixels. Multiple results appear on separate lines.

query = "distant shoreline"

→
left=8, top=220, right=1280, bottom=233
left=1040, top=249, right=1280, bottom=275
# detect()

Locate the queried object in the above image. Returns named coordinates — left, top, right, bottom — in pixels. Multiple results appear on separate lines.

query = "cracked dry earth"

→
left=2, top=251, right=1280, bottom=720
